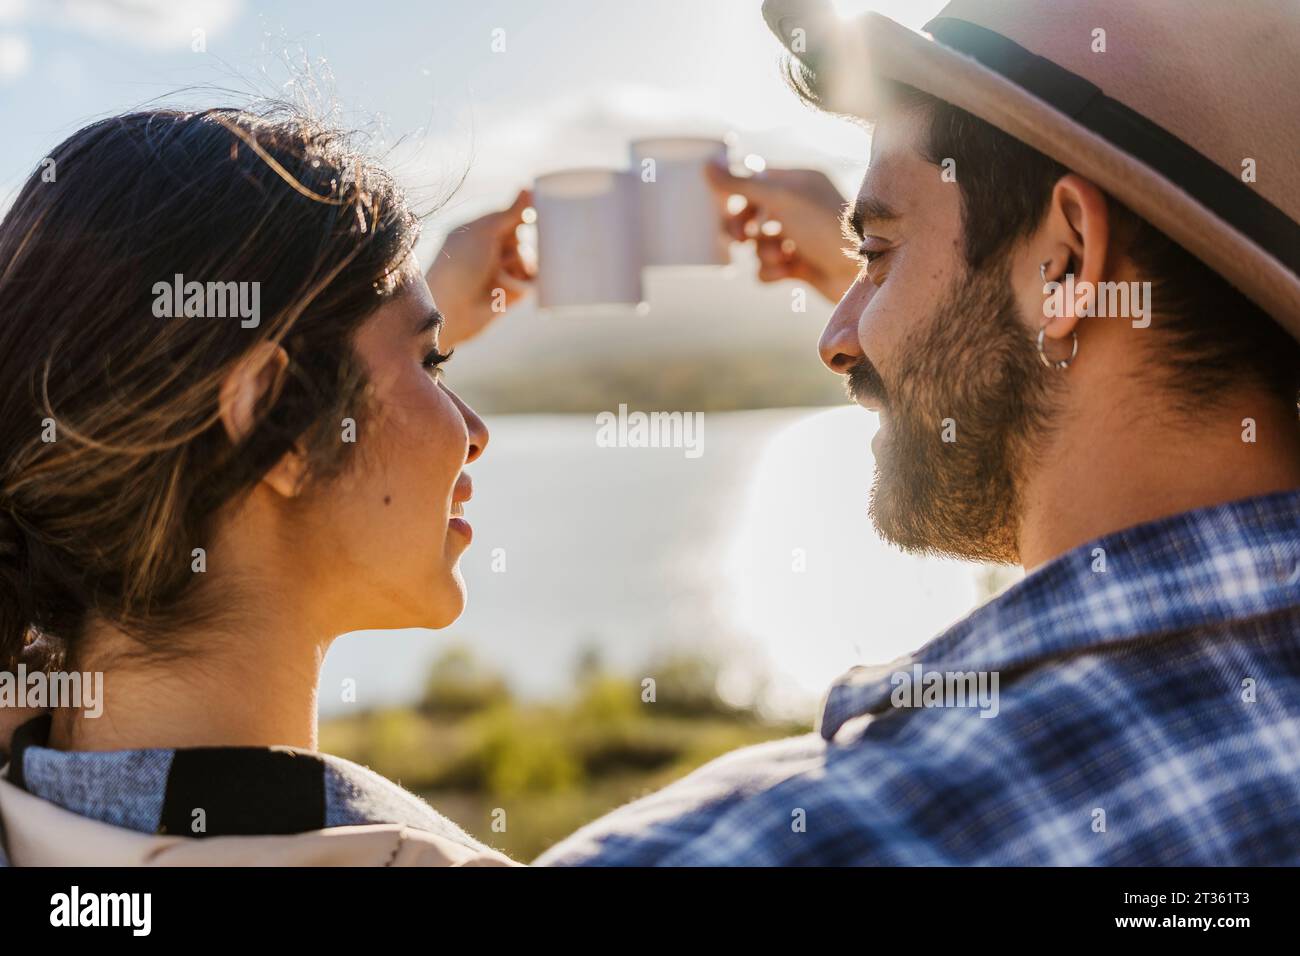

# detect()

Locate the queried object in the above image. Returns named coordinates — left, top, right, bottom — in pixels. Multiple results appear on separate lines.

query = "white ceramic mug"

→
left=533, top=168, right=644, bottom=310
left=629, top=137, right=729, bottom=267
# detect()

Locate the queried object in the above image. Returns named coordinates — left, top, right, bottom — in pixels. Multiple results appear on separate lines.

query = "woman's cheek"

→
left=388, top=366, right=454, bottom=437
left=401, top=379, right=470, bottom=492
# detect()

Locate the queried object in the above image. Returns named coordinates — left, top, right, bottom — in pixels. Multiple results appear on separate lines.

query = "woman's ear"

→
left=217, top=342, right=307, bottom=498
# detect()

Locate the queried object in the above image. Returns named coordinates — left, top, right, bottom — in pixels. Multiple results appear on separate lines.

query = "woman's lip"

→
left=448, top=516, right=472, bottom=542
left=452, top=472, right=474, bottom=503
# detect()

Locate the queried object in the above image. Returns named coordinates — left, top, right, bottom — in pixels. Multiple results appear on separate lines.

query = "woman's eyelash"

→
left=422, top=346, right=454, bottom=373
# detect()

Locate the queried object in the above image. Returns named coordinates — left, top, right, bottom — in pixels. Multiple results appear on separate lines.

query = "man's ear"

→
left=217, top=341, right=307, bottom=498
left=1041, top=173, right=1110, bottom=340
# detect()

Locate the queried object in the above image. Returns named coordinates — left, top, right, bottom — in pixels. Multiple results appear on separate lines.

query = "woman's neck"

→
left=48, top=613, right=329, bottom=753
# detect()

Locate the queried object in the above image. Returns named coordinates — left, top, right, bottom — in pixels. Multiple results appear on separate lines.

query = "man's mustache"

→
left=847, top=358, right=888, bottom=409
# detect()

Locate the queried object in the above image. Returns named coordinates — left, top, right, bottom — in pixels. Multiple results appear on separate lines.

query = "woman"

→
left=0, top=105, right=531, bottom=865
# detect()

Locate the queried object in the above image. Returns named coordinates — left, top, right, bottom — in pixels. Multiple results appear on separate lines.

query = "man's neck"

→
left=1017, top=389, right=1300, bottom=572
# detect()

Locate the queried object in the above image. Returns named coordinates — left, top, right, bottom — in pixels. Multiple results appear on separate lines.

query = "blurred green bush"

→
left=320, top=645, right=810, bottom=862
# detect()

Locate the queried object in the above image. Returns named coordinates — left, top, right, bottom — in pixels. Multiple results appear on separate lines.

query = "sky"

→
left=0, top=0, right=947, bottom=245
left=1, top=0, right=998, bottom=714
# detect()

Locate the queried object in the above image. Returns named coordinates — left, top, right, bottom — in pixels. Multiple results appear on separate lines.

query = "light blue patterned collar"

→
left=818, top=488, right=1300, bottom=739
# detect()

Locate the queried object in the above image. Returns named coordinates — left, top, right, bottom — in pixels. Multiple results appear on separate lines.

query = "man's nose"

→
left=819, top=280, right=867, bottom=374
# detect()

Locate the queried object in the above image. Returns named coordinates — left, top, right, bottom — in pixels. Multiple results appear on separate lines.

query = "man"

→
left=537, top=0, right=1300, bottom=865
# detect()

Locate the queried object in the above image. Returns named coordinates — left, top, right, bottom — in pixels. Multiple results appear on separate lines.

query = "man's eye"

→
left=858, top=242, right=890, bottom=264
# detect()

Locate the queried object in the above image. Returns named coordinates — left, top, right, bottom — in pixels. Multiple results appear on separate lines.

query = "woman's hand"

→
left=425, top=189, right=534, bottom=349
left=705, top=161, right=859, bottom=304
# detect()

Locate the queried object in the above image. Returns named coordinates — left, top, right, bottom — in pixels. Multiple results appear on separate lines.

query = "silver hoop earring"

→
left=1037, top=259, right=1076, bottom=369
left=1037, top=325, right=1078, bottom=370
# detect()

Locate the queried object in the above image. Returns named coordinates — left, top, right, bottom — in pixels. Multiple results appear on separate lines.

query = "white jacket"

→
left=0, top=767, right=518, bottom=866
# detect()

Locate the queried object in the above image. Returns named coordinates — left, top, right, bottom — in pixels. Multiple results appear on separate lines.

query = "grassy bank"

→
left=319, top=648, right=811, bottom=861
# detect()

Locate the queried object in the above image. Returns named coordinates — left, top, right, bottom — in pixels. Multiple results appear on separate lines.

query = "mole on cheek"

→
left=383, top=495, right=391, bottom=506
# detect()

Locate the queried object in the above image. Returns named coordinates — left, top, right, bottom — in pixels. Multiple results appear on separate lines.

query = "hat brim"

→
left=761, top=0, right=1300, bottom=340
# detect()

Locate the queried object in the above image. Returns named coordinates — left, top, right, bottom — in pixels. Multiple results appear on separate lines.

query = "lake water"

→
left=320, top=406, right=1011, bottom=721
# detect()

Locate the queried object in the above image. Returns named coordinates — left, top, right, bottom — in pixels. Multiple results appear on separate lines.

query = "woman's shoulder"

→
left=0, top=769, right=518, bottom=866
left=315, top=750, right=495, bottom=850
left=0, top=715, right=519, bottom=865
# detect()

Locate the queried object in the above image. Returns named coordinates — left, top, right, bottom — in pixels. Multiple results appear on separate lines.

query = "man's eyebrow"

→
left=415, top=308, right=444, bottom=335
left=842, top=194, right=901, bottom=243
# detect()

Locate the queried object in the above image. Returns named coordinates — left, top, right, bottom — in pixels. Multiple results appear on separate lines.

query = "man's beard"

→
left=849, top=261, right=1061, bottom=564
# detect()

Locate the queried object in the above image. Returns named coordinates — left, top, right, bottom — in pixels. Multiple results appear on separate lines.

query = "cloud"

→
left=0, top=0, right=28, bottom=25
left=14, top=0, right=243, bottom=51
left=388, top=83, right=732, bottom=244
left=397, top=80, right=867, bottom=251
left=0, top=31, right=29, bottom=80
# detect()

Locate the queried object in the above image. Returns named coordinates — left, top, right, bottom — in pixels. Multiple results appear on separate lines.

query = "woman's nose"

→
left=448, top=388, right=488, bottom=462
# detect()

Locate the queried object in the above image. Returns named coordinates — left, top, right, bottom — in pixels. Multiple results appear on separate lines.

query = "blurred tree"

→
left=420, top=646, right=511, bottom=716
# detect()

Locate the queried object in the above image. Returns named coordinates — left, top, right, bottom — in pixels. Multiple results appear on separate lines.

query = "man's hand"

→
left=425, top=189, right=534, bottom=349
left=706, top=161, right=859, bottom=303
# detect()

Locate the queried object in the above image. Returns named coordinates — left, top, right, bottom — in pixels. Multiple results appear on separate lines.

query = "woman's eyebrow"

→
left=415, top=308, right=445, bottom=335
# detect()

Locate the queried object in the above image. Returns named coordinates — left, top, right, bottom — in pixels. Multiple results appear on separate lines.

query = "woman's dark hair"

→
left=786, top=63, right=1300, bottom=410
left=0, top=105, right=420, bottom=670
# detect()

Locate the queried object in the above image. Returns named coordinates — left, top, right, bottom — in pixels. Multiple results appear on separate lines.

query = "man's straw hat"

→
left=762, top=0, right=1300, bottom=339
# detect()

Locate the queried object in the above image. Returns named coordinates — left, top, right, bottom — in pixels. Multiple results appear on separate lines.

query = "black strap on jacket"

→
left=922, top=16, right=1300, bottom=278
left=7, top=713, right=327, bottom=838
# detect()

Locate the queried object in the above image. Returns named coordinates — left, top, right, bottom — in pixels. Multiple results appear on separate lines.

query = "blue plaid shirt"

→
left=536, top=490, right=1300, bottom=866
